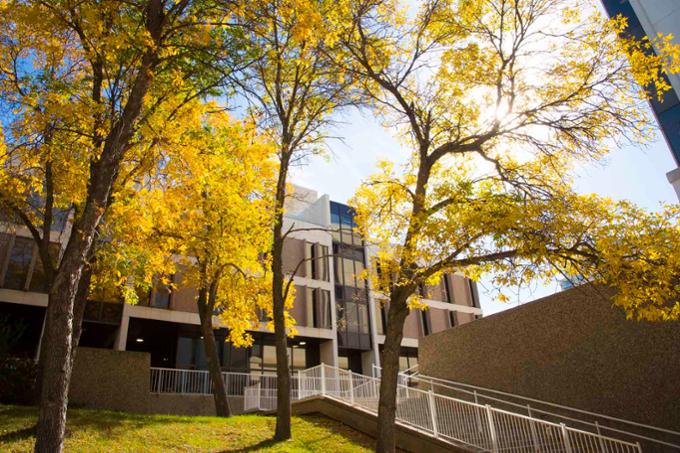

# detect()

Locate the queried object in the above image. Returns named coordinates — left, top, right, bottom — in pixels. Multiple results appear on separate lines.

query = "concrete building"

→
left=601, top=0, right=680, bottom=200
left=0, top=186, right=481, bottom=376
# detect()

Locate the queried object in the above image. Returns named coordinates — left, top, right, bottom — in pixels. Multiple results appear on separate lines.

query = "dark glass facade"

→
left=601, top=0, right=680, bottom=165
left=330, top=201, right=372, bottom=351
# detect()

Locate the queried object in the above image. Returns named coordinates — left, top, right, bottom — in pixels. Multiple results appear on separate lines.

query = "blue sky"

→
left=290, top=107, right=678, bottom=316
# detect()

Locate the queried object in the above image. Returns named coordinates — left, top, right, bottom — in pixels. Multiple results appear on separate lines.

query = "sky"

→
left=290, top=107, right=679, bottom=316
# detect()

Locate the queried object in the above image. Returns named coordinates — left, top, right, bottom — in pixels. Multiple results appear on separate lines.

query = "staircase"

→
left=384, top=366, right=680, bottom=452
left=243, top=364, right=645, bottom=452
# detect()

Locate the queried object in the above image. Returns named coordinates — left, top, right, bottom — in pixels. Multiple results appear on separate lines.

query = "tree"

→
left=131, top=106, right=278, bottom=417
left=0, top=1, right=245, bottom=450
left=333, top=1, right=680, bottom=451
left=231, top=0, right=357, bottom=439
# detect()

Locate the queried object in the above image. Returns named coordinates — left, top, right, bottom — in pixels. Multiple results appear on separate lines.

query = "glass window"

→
left=342, top=258, right=355, bottom=287
left=420, top=311, right=431, bottom=336
left=443, top=275, right=453, bottom=304
left=319, top=245, right=329, bottom=281
left=29, top=243, right=60, bottom=292
left=151, top=276, right=172, bottom=308
left=230, top=346, right=248, bottom=371
left=337, top=355, right=349, bottom=370
left=249, top=343, right=262, bottom=371
left=320, top=290, right=331, bottom=328
left=448, top=311, right=457, bottom=328
left=292, top=345, right=306, bottom=370
left=345, top=301, right=359, bottom=332
left=262, top=345, right=277, bottom=371
left=3, top=237, right=34, bottom=290
left=358, top=304, right=369, bottom=334
left=176, top=337, right=194, bottom=369
left=374, top=304, right=385, bottom=335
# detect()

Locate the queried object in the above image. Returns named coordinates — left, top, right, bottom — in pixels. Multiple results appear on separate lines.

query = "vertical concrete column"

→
left=114, top=304, right=131, bottom=351
left=319, top=338, right=337, bottom=367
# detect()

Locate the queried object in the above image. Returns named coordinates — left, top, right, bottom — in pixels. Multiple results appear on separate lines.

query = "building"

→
left=0, top=186, right=481, bottom=377
left=601, top=0, right=680, bottom=200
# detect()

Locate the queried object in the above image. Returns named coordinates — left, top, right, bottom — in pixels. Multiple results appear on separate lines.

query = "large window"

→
left=305, top=288, right=331, bottom=329
left=3, top=237, right=34, bottom=290
left=305, top=242, right=329, bottom=281
left=331, top=201, right=372, bottom=350
left=420, top=310, right=431, bottom=336
left=28, top=243, right=60, bottom=292
left=442, top=275, right=453, bottom=304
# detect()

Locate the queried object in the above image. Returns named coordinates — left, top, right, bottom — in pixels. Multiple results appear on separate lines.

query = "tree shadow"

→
left=0, top=425, right=35, bottom=443
left=217, top=437, right=280, bottom=452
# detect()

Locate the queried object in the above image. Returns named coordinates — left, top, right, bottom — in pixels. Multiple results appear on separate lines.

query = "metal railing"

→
left=150, top=365, right=647, bottom=451
left=372, top=365, right=680, bottom=451
left=297, top=364, right=641, bottom=452
left=150, top=367, right=286, bottom=398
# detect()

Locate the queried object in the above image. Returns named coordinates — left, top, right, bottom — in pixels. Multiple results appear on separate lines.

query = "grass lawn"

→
left=0, top=405, right=376, bottom=452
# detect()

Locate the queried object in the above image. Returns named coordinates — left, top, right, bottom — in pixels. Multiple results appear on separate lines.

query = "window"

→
left=442, top=275, right=453, bottom=304
left=345, top=301, right=359, bottom=332
left=420, top=310, right=431, bottom=336
left=337, top=355, right=349, bottom=370
left=249, top=343, right=262, bottom=371
left=358, top=303, right=369, bottom=334
left=315, top=289, right=332, bottom=329
left=262, top=345, right=277, bottom=371
left=306, top=288, right=331, bottom=329
left=448, top=311, right=457, bottom=328
left=468, top=280, right=480, bottom=308
left=151, top=276, right=172, bottom=308
left=3, top=237, right=34, bottom=290
left=375, top=303, right=386, bottom=335
left=29, top=243, right=61, bottom=292
left=341, top=258, right=355, bottom=287
left=291, top=345, right=306, bottom=370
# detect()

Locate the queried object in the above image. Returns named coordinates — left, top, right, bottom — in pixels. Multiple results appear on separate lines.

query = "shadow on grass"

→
left=217, top=437, right=281, bottom=452
left=0, top=404, right=223, bottom=444
left=0, top=425, right=36, bottom=443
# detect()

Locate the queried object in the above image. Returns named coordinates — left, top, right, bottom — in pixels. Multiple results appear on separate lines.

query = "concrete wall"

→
left=148, top=394, right=244, bottom=416
left=70, top=347, right=150, bottom=413
left=419, top=285, right=680, bottom=431
left=70, top=347, right=242, bottom=416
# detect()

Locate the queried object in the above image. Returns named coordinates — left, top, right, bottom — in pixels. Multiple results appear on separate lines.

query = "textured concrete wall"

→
left=70, top=347, right=150, bottom=413
left=419, top=285, right=680, bottom=431
left=70, top=347, right=247, bottom=416
left=149, top=394, right=245, bottom=416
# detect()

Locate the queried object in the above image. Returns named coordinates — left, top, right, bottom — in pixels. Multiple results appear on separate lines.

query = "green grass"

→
left=0, top=405, right=376, bottom=452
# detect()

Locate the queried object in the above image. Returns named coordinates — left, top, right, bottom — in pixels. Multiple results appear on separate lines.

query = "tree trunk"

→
left=197, top=286, right=232, bottom=417
left=272, top=160, right=291, bottom=441
left=375, top=291, right=411, bottom=453
left=33, top=6, right=163, bottom=451
left=69, top=266, right=93, bottom=369
left=35, top=265, right=92, bottom=403
left=33, top=266, right=84, bottom=453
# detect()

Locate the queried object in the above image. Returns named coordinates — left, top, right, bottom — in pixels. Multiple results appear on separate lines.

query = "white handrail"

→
left=149, top=365, right=655, bottom=451
left=302, top=364, right=641, bottom=453
left=406, top=371, right=680, bottom=449
left=372, top=363, right=679, bottom=450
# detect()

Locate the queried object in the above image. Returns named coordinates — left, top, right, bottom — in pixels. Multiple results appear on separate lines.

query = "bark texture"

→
left=375, top=291, right=410, bottom=453
left=197, top=285, right=232, bottom=417
left=33, top=4, right=164, bottom=449
left=272, top=162, right=291, bottom=441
